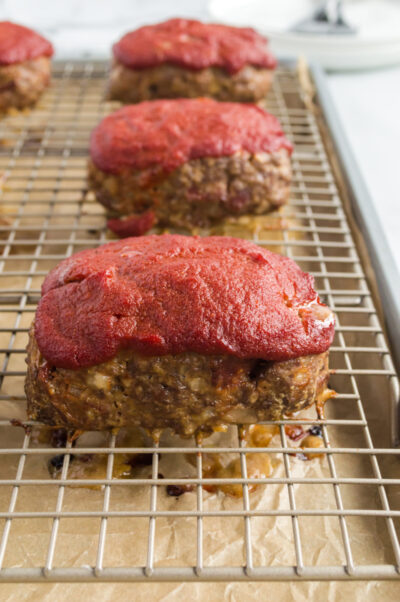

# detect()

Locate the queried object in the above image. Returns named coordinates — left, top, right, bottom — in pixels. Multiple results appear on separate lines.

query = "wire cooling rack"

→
left=0, top=61, right=399, bottom=583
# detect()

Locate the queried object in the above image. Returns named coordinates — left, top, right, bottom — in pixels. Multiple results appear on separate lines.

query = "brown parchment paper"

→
left=0, top=417, right=399, bottom=602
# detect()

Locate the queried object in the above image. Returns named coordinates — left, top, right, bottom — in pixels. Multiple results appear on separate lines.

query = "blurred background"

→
left=0, top=0, right=399, bottom=264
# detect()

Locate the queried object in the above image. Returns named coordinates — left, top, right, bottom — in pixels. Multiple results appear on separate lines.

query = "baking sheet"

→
left=0, top=62, right=399, bottom=599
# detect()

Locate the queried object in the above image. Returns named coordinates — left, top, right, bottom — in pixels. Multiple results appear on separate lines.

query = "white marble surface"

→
left=1, top=1, right=399, bottom=267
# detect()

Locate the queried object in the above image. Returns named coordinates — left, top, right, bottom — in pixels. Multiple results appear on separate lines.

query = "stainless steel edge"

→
left=310, top=63, right=400, bottom=446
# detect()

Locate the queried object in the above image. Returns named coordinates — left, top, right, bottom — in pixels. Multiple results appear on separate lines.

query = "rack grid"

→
left=0, top=61, right=399, bottom=582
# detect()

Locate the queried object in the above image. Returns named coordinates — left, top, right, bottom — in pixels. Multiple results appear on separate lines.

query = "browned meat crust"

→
left=0, top=56, right=51, bottom=112
left=87, top=150, right=291, bottom=229
left=26, top=329, right=330, bottom=437
left=107, top=61, right=274, bottom=104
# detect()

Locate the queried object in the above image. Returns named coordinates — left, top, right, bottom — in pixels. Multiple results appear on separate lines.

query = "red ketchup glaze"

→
left=107, top=211, right=156, bottom=238
left=35, top=234, right=335, bottom=369
left=90, top=98, right=293, bottom=175
left=113, top=18, right=276, bottom=74
left=0, top=21, right=53, bottom=66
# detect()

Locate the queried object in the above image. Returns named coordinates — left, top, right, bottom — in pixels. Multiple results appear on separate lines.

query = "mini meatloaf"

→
left=25, top=234, right=335, bottom=436
left=0, top=21, right=53, bottom=112
left=88, top=99, right=292, bottom=234
left=108, top=18, right=276, bottom=103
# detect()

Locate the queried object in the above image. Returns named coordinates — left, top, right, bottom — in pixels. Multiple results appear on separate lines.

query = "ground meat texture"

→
left=88, top=149, right=291, bottom=229
left=25, top=331, right=330, bottom=436
left=0, top=56, right=51, bottom=111
left=107, top=61, right=274, bottom=104
left=88, top=100, right=292, bottom=231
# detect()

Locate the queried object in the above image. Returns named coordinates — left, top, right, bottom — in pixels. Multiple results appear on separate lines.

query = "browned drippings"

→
left=316, top=387, right=336, bottom=420
left=187, top=424, right=278, bottom=498
left=242, top=424, right=279, bottom=447
left=47, top=428, right=149, bottom=488
left=201, top=453, right=273, bottom=497
left=69, top=430, right=84, bottom=443
left=48, top=452, right=135, bottom=488
left=187, top=420, right=330, bottom=496
left=10, top=418, right=31, bottom=435
left=166, top=482, right=194, bottom=497
left=299, top=434, right=325, bottom=460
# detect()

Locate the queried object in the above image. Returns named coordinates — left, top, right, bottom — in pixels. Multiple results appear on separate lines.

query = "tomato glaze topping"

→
left=113, top=18, right=276, bottom=74
left=35, top=234, right=335, bottom=369
left=90, top=98, right=292, bottom=175
left=0, top=21, right=53, bottom=65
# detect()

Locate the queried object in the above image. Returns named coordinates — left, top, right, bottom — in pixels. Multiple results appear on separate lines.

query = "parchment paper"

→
left=0, top=418, right=399, bottom=601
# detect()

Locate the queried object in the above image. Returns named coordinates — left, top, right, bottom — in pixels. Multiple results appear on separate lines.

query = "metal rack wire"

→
left=0, top=61, right=399, bottom=582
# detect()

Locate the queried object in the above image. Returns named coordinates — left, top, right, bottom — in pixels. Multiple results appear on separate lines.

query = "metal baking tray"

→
left=0, top=60, right=398, bottom=583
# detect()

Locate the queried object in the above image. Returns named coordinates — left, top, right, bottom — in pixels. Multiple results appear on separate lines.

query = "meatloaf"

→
left=25, top=234, right=335, bottom=436
left=88, top=99, right=292, bottom=235
left=0, top=21, right=53, bottom=112
left=108, top=18, right=276, bottom=103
